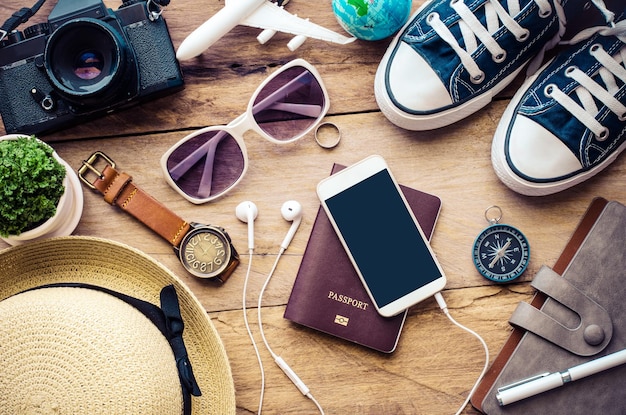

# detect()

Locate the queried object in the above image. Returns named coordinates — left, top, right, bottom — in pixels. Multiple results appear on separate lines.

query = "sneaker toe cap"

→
left=508, top=116, right=582, bottom=180
left=386, top=43, right=452, bottom=112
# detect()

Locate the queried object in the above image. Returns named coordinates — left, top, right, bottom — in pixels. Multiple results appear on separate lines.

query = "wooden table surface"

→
left=2, top=1, right=624, bottom=414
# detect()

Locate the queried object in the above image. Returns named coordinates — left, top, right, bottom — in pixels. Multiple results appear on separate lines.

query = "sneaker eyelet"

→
left=516, top=29, right=530, bottom=42
left=544, top=84, right=556, bottom=97
left=450, top=0, right=462, bottom=5
left=493, top=52, right=507, bottom=63
left=565, top=66, right=577, bottom=77
left=538, top=7, right=552, bottom=18
left=590, top=44, right=602, bottom=55
left=597, top=128, right=609, bottom=141
left=427, top=12, right=439, bottom=25
left=619, top=113, right=626, bottom=122
left=471, top=71, right=486, bottom=84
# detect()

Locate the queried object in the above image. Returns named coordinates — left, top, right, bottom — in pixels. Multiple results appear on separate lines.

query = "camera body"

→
left=0, top=0, right=184, bottom=135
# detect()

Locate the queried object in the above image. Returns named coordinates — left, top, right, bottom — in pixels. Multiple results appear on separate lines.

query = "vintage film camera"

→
left=0, top=0, right=184, bottom=135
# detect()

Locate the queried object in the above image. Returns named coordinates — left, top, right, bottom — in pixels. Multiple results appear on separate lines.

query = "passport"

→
left=284, top=164, right=442, bottom=353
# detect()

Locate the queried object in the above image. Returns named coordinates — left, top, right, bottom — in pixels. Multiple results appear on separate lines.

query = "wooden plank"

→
left=1, top=1, right=624, bottom=413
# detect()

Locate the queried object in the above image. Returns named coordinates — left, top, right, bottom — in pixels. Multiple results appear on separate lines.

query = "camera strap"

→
left=1, top=0, right=175, bottom=40
left=0, top=0, right=47, bottom=42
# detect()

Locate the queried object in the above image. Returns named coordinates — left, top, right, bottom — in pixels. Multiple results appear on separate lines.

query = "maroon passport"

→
left=284, top=164, right=442, bottom=353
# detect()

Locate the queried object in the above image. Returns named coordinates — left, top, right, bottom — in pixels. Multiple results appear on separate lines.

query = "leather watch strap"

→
left=212, top=241, right=239, bottom=283
left=90, top=163, right=191, bottom=247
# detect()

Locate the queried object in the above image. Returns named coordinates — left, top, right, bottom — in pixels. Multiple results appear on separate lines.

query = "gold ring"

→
left=315, top=122, right=341, bottom=149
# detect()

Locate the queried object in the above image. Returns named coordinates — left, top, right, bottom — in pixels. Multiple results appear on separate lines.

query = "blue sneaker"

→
left=492, top=9, right=626, bottom=196
left=375, top=0, right=568, bottom=131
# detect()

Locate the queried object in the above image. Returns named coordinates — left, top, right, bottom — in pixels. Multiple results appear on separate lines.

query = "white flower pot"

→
left=0, top=134, right=84, bottom=245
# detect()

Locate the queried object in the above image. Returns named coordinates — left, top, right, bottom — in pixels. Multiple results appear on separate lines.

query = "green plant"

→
left=0, top=136, right=66, bottom=237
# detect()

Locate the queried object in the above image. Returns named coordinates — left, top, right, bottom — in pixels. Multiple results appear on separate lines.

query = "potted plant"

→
left=0, top=134, right=83, bottom=245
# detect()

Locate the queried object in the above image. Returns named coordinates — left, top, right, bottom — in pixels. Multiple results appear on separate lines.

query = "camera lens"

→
left=44, top=18, right=133, bottom=106
left=74, top=51, right=104, bottom=80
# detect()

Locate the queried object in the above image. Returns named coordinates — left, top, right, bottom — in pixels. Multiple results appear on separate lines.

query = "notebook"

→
left=284, top=164, right=442, bottom=353
left=472, top=197, right=626, bottom=414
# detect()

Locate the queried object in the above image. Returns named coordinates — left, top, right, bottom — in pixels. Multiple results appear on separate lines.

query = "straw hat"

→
left=0, top=236, right=236, bottom=414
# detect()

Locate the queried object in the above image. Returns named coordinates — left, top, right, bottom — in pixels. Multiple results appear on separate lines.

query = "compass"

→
left=472, top=206, right=530, bottom=283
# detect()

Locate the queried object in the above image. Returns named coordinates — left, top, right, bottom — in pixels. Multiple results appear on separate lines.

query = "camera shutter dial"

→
left=24, top=23, right=50, bottom=39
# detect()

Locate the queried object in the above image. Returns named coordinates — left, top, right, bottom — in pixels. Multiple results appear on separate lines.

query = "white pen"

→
left=496, top=348, right=626, bottom=406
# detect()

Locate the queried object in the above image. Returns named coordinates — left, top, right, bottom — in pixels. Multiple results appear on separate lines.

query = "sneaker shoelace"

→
left=427, top=0, right=565, bottom=84
left=545, top=18, right=626, bottom=141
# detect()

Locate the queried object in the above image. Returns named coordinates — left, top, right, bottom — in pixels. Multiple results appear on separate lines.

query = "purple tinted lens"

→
left=166, top=130, right=245, bottom=200
left=253, top=66, right=325, bottom=141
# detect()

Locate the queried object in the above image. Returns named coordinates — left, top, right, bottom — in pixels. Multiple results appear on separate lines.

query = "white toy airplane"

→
left=176, top=0, right=356, bottom=61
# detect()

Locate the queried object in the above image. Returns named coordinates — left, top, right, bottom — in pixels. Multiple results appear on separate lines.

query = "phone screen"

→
left=324, top=169, right=443, bottom=308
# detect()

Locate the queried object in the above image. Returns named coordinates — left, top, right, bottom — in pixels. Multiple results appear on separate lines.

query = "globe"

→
left=332, top=0, right=413, bottom=41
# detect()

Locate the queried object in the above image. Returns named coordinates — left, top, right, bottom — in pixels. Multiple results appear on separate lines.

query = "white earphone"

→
left=236, top=200, right=323, bottom=414
left=236, top=200, right=302, bottom=251
left=235, top=201, right=258, bottom=251
left=280, top=200, right=303, bottom=251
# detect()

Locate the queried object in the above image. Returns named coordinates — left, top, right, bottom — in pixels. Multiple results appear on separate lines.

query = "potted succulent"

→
left=0, top=134, right=83, bottom=245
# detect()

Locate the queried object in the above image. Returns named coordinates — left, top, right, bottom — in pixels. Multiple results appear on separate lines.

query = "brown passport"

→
left=284, top=164, right=442, bottom=353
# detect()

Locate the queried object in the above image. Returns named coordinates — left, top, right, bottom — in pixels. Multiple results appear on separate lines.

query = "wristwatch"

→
left=78, top=151, right=239, bottom=282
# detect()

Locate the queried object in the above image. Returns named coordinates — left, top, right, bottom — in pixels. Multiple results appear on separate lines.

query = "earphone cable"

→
left=434, top=292, right=489, bottom=415
left=243, top=249, right=266, bottom=414
left=257, top=248, right=325, bottom=415
left=252, top=247, right=484, bottom=414
left=257, top=249, right=283, bottom=361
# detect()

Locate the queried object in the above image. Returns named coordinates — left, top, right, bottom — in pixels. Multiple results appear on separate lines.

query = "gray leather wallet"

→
left=475, top=198, right=626, bottom=414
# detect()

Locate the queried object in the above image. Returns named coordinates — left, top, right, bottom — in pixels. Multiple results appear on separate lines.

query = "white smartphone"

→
left=317, top=155, right=447, bottom=317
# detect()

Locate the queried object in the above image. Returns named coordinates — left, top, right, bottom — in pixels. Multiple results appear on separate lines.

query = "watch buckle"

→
left=78, top=151, right=116, bottom=190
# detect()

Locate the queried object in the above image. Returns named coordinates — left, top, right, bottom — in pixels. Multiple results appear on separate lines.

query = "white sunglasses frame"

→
left=160, top=58, right=330, bottom=204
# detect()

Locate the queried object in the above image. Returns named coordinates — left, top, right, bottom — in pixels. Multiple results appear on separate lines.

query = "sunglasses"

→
left=161, top=59, right=330, bottom=204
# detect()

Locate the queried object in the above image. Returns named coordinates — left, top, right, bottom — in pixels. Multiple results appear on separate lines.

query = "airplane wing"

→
left=235, top=0, right=356, bottom=45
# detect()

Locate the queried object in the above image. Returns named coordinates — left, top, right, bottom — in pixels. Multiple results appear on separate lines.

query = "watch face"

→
left=179, top=226, right=231, bottom=279
left=472, top=224, right=530, bottom=282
